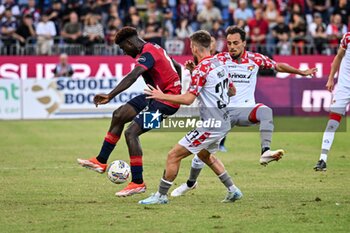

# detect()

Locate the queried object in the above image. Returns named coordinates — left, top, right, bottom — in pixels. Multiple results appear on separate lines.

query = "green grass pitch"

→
left=0, top=118, right=349, bottom=233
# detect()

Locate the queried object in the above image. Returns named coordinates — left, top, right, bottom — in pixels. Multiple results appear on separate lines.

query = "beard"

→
left=193, top=55, right=199, bottom=65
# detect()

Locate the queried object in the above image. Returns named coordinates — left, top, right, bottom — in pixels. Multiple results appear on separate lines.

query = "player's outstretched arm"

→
left=275, top=63, right=317, bottom=77
left=94, top=66, right=146, bottom=107
left=326, top=47, right=346, bottom=92
left=144, top=84, right=196, bottom=105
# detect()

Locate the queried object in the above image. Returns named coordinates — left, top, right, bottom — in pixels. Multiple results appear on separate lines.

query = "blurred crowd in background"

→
left=0, top=0, right=349, bottom=56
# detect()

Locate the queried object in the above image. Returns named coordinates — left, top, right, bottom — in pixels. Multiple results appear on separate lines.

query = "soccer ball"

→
left=107, top=160, right=130, bottom=184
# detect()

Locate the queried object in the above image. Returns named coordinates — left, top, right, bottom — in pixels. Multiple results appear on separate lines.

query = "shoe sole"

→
left=260, top=150, right=285, bottom=166
left=115, top=187, right=146, bottom=197
left=77, top=159, right=105, bottom=174
left=314, top=167, right=327, bottom=172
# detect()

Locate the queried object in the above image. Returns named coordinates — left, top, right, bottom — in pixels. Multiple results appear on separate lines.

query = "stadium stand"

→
left=0, top=0, right=348, bottom=56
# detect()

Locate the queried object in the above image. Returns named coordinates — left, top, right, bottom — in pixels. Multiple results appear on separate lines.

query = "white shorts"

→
left=330, top=86, right=350, bottom=115
left=178, top=129, right=228, bottom=155
left=229, top=103, right=265, bottom=127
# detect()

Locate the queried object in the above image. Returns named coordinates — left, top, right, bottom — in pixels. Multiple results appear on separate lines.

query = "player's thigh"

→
left=330, top=88, right=350, bottom=115
left=178, top=129, right=226, bottom=155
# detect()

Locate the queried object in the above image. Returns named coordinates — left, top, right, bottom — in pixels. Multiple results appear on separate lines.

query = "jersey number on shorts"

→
left=187, top=130, right=211, bottom=147
left=215, top=78, right=229, bottom=109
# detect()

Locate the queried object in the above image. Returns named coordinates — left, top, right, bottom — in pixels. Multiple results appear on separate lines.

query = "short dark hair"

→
left=225, top=26, right=246, bottom=41
left=114, top=26, right=138, bottom=45
left=189, top=30, right=211, bottom=49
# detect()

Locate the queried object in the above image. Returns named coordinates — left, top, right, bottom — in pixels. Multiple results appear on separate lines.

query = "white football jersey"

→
left=216, top=51, right=276, bottom=107
left=338, top=32, right=350, bottom=88
left=188, top=56, right=232, bottom=131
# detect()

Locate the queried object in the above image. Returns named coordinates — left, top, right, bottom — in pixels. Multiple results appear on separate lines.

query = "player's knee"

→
left=192, top=155, right=205, bottom=169
left=259, top=105, right=273, bottom=120
left=112, top=107, right=128, bottom=123
left=124, top=127, right=136, bottom=140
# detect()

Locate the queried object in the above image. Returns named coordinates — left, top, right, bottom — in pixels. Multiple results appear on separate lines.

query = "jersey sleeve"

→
left=188, top=65, right=207, bottom=96
left=135, top=52, right=155, bottom=71
left=340, top=33, right=350, bottom=50
left=252, top=53, right=276, bottom=70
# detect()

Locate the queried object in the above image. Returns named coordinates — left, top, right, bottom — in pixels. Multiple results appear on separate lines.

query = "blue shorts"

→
left=127, top=94, right=179, bottom=132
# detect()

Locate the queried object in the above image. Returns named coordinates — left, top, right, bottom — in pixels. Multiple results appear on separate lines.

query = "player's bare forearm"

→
left=275, top=63, right=317, bottom=76
left=159, top=92, right=196, bottom=105
left=145, top=85, right=196, bottom=105
left=108, top=66, right=145, bottom=99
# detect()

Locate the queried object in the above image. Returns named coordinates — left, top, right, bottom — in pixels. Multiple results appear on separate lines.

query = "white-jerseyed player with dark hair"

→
left=314, top=32, right=350, bottom=171
left=171, top=26, right=317, bottom=197
left=139, top=30, right=242, bottom=204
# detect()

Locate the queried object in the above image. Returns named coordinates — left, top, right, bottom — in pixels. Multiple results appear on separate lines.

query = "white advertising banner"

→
left=22, top=78, right=146, bottom=119
left=0, top=79, right=21, bottom=119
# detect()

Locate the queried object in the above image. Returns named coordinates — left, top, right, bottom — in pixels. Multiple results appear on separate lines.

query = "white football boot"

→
left=170, top=182, right=197, bottom=197
left=260, top=149, right=285, bottom=166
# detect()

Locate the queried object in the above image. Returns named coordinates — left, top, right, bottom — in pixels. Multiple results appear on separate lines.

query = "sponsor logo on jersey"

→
left=247, top=65, right=255, bottom=71
left=138, top=56, right=146, bottom=63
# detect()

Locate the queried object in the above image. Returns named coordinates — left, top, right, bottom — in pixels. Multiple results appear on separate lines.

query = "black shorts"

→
left=127, top=94, right=179, bottom=132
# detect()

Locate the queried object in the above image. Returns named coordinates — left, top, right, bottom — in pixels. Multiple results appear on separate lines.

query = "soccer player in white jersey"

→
left=171, top=26, right=317, bottom=197
left=314, top=32, right=350, bottom=171
left=139, top=30, right=242, bottom=204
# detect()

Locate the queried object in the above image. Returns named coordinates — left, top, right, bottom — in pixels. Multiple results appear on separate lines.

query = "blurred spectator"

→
left=36, top=12, right=56, bottom=55
left=307, top=0, right=331, bottom=24
left=247, top=8, right=269, bottom=51
left=309, top=12, right=327, bottom=36
left=0, top=8, right=17, bottom=54
left=106, top=3, right=119, bottom=24
left=236, top=18, right=250, bottom=35
left=82, top=14, right=104, bottom=54
left=0, top=0, right=20, bottom=18
left=62, top=0, right=81, bottom=24
left=46, top=0, right=64, bottom=34
left=313, top=24, right=328, bottom=54
left=194, top=0, right=206, bottom=13
left=188, top=2, right=199, bottom=31
left=107, top=17, right=123, bottom=31
left=143, top=0, right=163, bottom=27
left=289, top=13, right=307, bottom=54
left=233, top=0, right=253, bottom=23
left=160, top=0, right=174, bottom=37
left=332, top=0, right=350, bottom=25
left=175, top=18, right=193, bottom=39
left=13, top=14, right=35, bottom=47
left=264, top=0, right=279, bottom=29
left=80, top=0, right=103, bottom=22
left=210, top=20, right=225, bottom=39
left=143, top=17, right=163, bottom=45
left=124, top=6, right=143, bottom=31
left=326, top=13, right=347, bottom=48
left=177, top=0, right=190, bottom=21
left=118, top=0, right=135, bottom=20
left=197, top=0, right=222, bottom=31
left=106, top=25, right=117, bottom=46
left=272, top=15, right=291, bottom=55
left=21, top=0, right=41, bottom=26
left=61, top=11, right=83, bottom=44
left=53, top=53, right=74, bottom=77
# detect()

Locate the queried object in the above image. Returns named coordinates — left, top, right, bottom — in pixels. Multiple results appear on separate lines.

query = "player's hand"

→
left=144, top=84, right=164, bottom=100
left=93, top=94, right=110, bottom=107
left=301, top=67, right=317, bottom=77
left=184, top=60, right=195, bottom=73
left=326, top=78, right=335, bottom=92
